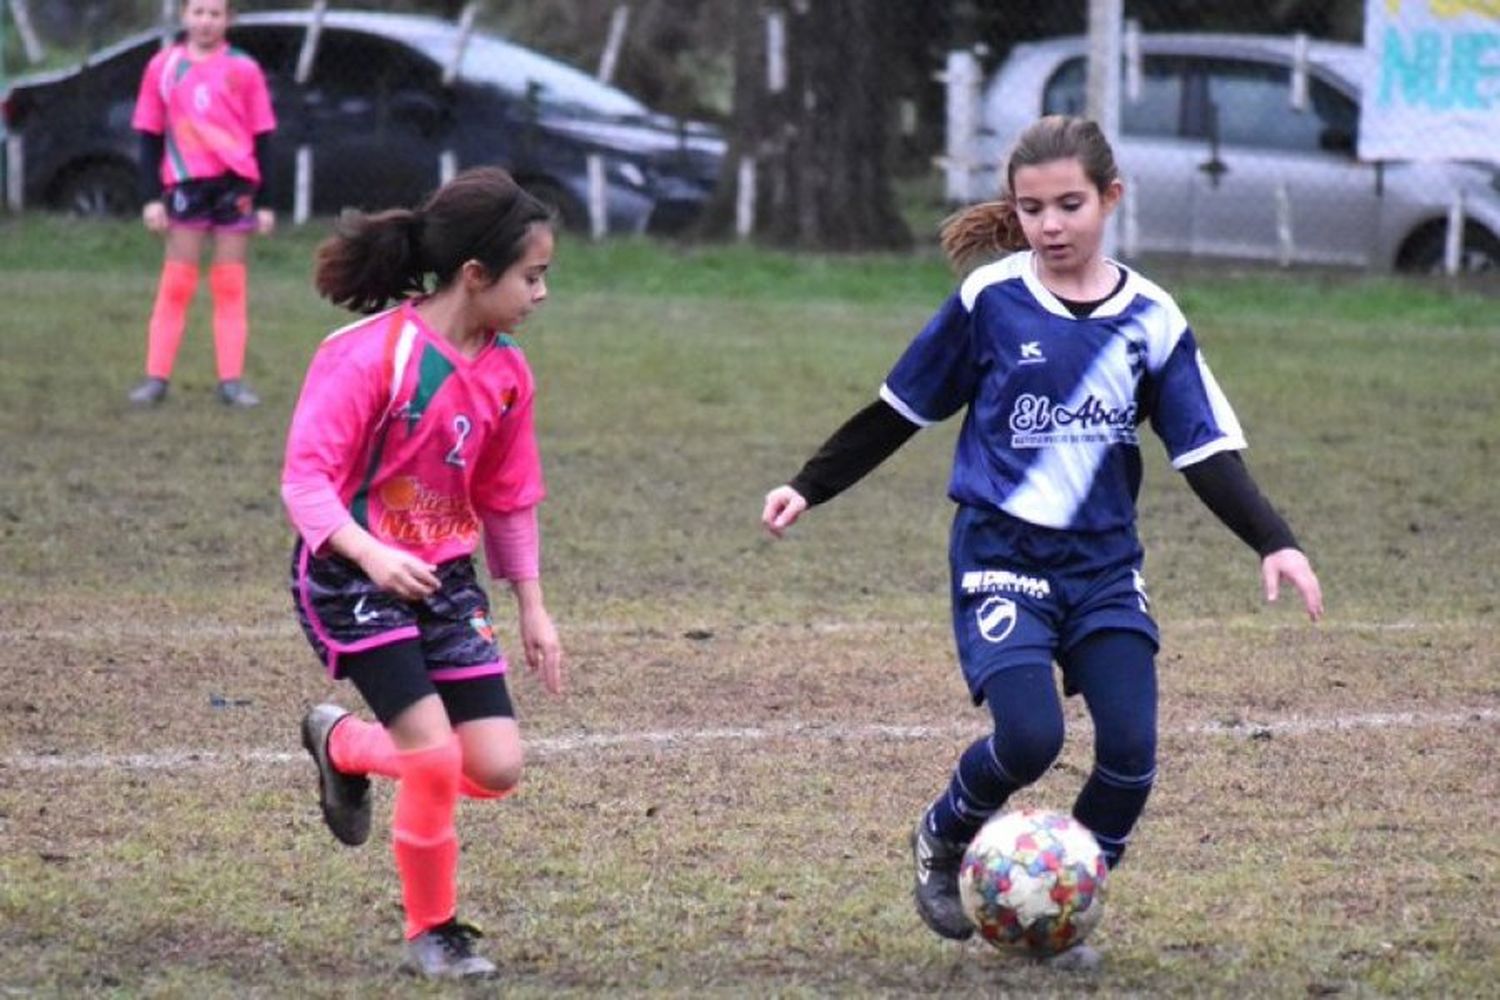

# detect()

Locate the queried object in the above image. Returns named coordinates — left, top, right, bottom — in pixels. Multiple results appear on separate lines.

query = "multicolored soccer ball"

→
left=958, top=808, right=1108, bottom=955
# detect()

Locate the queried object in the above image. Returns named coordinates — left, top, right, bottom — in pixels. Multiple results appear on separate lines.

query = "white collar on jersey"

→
left=1018, top=250, right=1139, bottom=320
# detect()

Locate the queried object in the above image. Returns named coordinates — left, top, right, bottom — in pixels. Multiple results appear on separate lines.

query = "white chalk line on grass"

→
left=5, top=708, right=1496, bottom=774
left=0, top=617, right=1488, bottom=644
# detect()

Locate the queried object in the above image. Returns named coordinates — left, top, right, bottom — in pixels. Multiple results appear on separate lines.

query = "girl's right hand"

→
left=358, top=543, right=441, bottom=601
left=142, top=201, right=167, bottom=233
left=761, top=485, right=808, bottom=538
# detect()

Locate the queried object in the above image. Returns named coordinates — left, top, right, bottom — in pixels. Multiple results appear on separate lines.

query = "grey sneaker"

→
left=1042, top=942, right=1103, bottom=971
left=401, top=919, right=498, bottom=980
left=128, top=377, right=169, bottom=406
left=300, top=704, right=371, bottom=847
left=217, top=378, right=260, bottom=408
left=910, top=815, right=974, bottom=940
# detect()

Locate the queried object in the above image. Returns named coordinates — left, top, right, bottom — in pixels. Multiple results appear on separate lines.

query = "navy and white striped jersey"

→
left=882, top=251, right=1246, bottom=532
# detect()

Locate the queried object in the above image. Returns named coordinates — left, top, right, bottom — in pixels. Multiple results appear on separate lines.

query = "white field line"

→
left=4, top=708, right=1496, bottom=774
left=0, top=617, right=1488, bottom=643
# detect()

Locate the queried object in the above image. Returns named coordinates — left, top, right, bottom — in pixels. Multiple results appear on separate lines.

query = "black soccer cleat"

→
left=300, top=704, right=372, bottom=847
left=910, top=815, right=975, bottom=940
left=217, top=378, right=261, bottom=408
left=127, top=377, right=169, bottom=406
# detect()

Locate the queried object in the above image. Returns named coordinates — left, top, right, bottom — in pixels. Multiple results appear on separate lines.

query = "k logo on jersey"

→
left=976, top=596, right=1018, bottom=643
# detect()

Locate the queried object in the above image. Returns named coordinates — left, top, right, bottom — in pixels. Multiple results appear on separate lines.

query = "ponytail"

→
left=939, top=198, right=1027, bottom=274
left=313, top=209, right=427, bottom=314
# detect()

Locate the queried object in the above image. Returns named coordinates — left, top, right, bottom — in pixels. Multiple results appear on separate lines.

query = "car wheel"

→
left=1397, top=221, right=1500, bottom=275
left=519, top=177, right=586, bottom=232
left=53, top=161, right=139, bottom=218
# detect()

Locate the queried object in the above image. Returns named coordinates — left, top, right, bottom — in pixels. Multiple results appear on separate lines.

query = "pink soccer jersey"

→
left=282, top=302, right=547, bottom=567
left=132, top=41, right=276, bottom=187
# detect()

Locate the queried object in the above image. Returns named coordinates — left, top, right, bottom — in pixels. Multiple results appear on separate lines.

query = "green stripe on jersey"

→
left=406, top=346, right=457, bottom=429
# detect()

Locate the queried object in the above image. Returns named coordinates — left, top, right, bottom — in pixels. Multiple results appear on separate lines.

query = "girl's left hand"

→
left=1261, top=548, right=1324, bottom=622
left=256, top=208, right=276, bottom=236
left=519, top=603, right=566, bottom=695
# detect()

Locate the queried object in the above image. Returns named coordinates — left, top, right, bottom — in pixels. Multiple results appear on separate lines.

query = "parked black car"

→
left=1, top=9, right=725, bottom=234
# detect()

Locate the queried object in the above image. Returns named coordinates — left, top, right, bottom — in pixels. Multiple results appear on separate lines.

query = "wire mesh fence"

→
left=2, top=1, right=1496, bottom=272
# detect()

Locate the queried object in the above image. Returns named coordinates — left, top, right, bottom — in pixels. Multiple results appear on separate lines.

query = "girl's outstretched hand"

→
left=1262, top=547, right=1323, bottom=622
left=761, top=485, right=808, bottom=538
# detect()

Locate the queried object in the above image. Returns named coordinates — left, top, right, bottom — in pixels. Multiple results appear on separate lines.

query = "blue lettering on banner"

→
left=1379, top=26, right=1500, bottom=110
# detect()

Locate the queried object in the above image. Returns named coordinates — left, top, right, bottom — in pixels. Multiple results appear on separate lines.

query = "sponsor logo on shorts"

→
left=352, top=595, right=378, bottom=625
left=469, top=612, right=495, bottom=644
left=960, top=568, right=1051, bottom=599
left=976, top=596, right=1018, bottom=643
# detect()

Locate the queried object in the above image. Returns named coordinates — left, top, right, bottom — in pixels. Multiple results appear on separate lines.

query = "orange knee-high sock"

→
left=392, top=738, right=462, bottom=939
left=145, top=260, right=199, bottom=379
left=328, top=715, right=402, bottom=779
left=209, top=262, right=248, bottom=381
left=330, top=715, right=512, bottom=799
left=459, top=774, right=515, bottom=801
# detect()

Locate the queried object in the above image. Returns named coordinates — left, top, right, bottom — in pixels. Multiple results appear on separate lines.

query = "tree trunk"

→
left=697, top=0, right=911, bottom=251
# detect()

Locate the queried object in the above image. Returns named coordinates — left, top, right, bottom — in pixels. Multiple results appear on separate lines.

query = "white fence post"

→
left=1290, top=33, right=1309, bottom=111
left=1444, top=191, right=1466, bottom=276
left=159, top=0, right=174, bottom=47
left=1275, top=181, right=1294, bottom=267
left=766, top=9, right=786, bottom=95
left=1086, top=0, right=1122, bottom=260
left=938, top=49, right=981, bottom=204
left=587, top=154, right=607, bottom=241
left=1120, top=172, right=1137, bottom=258
left=5, top=134, right=23, bottom=212
left=294, top=145, right=312, bottom=226
left=292, top=1, right=328, bottom=226
left=735, top=155, right=756, bottom=240
left=7, top=0, right=44, bottom=64
left=598, top=5, right=630, bottom=85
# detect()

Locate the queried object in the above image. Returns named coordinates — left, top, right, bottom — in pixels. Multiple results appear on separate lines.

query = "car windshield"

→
left=399, top=27, right=648, bottom=119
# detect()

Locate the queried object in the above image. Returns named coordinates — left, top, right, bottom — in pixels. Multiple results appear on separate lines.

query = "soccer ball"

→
left=958, top=808, right=1108, bottom=955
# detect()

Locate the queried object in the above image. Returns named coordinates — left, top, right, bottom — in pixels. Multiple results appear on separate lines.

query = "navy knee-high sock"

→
left=1072, top=761, right=1155, bottom=867
left=1064, top=629, right=1159, bottom=868
left=927, top=734, right=1022, bottom=842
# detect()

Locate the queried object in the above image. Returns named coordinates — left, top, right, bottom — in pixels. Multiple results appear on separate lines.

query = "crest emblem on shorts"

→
left=976, top=596, right=1018, bottom=643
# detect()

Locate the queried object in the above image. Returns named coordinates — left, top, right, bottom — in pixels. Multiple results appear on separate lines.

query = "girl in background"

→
left=284, top=167, right=565, bottom=979
left=762, top=115, right=1322, bottom=967
left=130, top=0, right=275, bottom=408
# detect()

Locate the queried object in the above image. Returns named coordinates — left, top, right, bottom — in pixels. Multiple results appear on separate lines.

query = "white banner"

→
left=1358, top=0, right=1500, bottom=161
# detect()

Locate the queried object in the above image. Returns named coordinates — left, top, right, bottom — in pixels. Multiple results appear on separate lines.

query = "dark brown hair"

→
left=314, top=166, right=554, bottom=314
left=939, top=115, right=1120, bottom=273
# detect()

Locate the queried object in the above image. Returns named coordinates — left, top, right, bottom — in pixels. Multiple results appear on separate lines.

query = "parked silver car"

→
left=977, top=33, right=1500, bottom=273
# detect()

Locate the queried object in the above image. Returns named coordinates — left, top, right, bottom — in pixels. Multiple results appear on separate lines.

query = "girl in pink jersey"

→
left=129, top=0, right=276, bottom=408
left=284, top=167, right=565, bottom=980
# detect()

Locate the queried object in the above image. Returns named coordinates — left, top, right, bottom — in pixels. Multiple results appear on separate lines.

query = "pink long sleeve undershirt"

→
left=281, top=481, right=539, bottom=581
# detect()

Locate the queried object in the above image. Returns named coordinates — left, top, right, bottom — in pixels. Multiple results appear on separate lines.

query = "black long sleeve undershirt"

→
left=788, top=397, right=919, bottom=506
left=136, top=130, right=274, bottom=204
left=787, top=398, right=1299, bottom=558
left=1181, top=450, right=1299, bottom=556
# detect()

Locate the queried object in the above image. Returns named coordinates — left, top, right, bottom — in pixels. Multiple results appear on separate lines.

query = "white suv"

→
left=977, top=33, right=1500, bottom=273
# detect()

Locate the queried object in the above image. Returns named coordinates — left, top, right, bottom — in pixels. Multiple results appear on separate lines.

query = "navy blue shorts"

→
left=165, top=174, right=258, bottom=231
left=290, top=541, right=508, bottom=683
left=948, top=505, right=1159, bottom=703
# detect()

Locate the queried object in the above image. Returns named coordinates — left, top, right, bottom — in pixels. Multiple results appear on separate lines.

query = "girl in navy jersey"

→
left=761, top=115, right=1322, bottom=966
left=285, top=167, right=565, bottom=979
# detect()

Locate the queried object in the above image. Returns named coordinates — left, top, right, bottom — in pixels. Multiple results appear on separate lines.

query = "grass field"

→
left=1, top=214, right=1497, bottom=997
